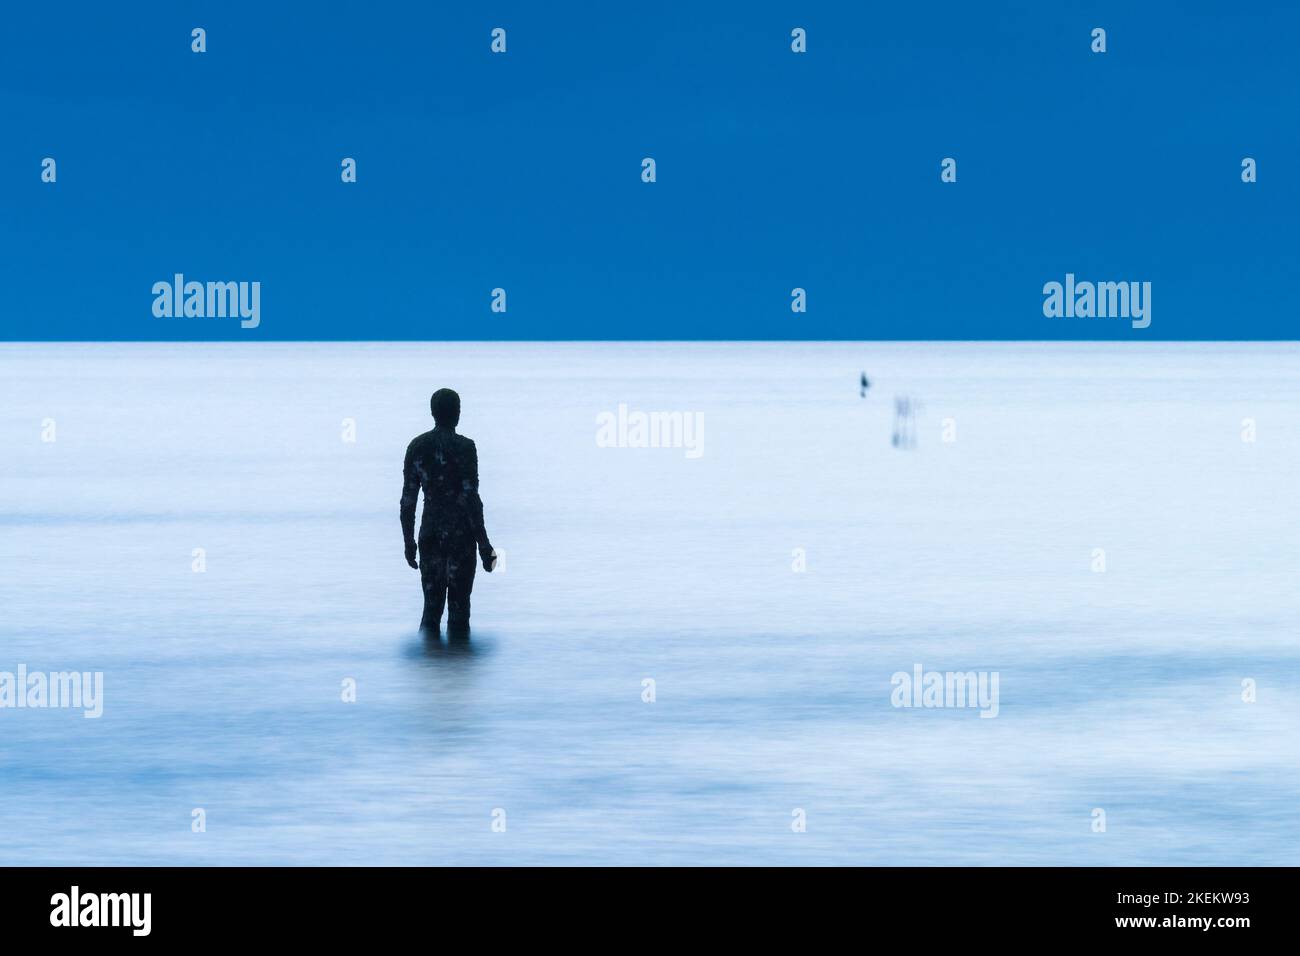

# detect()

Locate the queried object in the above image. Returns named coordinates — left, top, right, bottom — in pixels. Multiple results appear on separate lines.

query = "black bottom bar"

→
left=0, top=866, right=1282, bottom=941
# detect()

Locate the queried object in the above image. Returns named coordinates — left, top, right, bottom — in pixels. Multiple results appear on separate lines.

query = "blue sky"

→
left=1, top=1, right=1296, bottom=340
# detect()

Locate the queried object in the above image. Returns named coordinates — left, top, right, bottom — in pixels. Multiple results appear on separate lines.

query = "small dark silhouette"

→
left=400, top=388, right=495, bottom=633
left=860, top=372, right=870, bottom=397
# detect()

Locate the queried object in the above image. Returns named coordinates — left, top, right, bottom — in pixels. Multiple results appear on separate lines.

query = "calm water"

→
left=1, top=342, right=1297, bottom=864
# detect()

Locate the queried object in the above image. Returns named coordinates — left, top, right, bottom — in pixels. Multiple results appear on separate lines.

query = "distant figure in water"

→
left=892, top=394, right=918, bottom=449
left=860, top=372, right=871, bottom=397
left=400, top=388, right=495, bottom=633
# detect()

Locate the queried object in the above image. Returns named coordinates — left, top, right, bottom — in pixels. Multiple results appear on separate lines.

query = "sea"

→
left=1, top=341, right=1296, bottom=864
